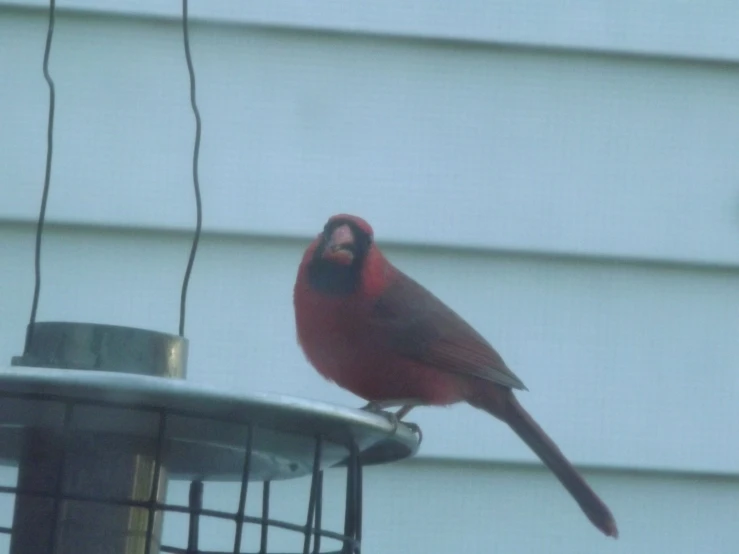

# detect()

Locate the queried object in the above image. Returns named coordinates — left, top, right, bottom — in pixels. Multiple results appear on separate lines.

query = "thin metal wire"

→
left=144, top=411, right=167, bottom=554
left=188, top=480, right=204, bottom=553
left=163, top=549, right=237, bottom=554
left=342, top=449, right=354, bottom=553
left=47, top=404, right=74, bottom=550
left=0, top=480, right=357, bottom=545
left=233, top=424, right=254, bottom=553
left=24, top=0, right=57, bottom=354
left=342, top=442, right=361, bottom=554
left=355, top=451, right=363, bottom=554
left=311, top=471, right=324, bottom=554
left=178, top=0, right=204, bottom=337
left=163, top=549, right=234, bottom=554
left=259, top=482, right=270, bottom=554
left=303, top=436, right=323, bottom=554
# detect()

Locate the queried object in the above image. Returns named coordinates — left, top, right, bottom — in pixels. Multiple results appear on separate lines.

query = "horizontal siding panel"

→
left=2, top=12, right=739, bottom=267
left=359, top=461, right=739, bottom=553
left=2, top=224, right=738, bottom=475
left=159, top=459, right=739, bottom=553
left=4, top=0, right=739, bottom=62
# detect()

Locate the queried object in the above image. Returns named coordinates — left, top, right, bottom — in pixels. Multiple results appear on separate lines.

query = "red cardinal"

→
left=294, top=214, right=618, bottom=538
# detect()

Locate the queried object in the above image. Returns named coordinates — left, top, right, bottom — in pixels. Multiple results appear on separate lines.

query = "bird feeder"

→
left=2, top=1, right=420, bottom=552
left=0, top=322, right=418, bottom=554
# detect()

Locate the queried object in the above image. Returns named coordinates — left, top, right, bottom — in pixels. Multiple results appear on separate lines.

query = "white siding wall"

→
left=1, top=3, right=738, bottom=553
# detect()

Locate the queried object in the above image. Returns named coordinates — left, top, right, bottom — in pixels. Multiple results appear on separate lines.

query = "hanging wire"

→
left=24, top=0, right=57, bottom=354
left=179, top=0, right=204, bottom=337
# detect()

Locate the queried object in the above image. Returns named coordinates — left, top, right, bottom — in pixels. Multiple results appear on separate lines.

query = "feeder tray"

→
left=0, top=322, right=420, bottom=554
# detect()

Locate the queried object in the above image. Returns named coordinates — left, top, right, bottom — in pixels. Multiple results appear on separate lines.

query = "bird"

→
left=293, top=213, right=618, bottom=538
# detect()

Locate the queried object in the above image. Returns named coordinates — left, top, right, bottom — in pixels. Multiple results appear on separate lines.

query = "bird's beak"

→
left=322, top=224, right=355, bottom=264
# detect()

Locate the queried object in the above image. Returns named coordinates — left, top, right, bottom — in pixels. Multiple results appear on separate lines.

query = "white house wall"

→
left=3, top=9, right=739, bottom=265
left=1, top=4, right=738, bottom=553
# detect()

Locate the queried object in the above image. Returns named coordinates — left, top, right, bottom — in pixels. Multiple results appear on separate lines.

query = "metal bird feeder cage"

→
left=1, top=322, right=419, bottom=554
left=2, top=1, right=420, bottom=552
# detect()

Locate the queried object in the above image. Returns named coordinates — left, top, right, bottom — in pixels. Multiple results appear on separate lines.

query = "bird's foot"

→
left=360, top=401, right=385, bottom=413
left=360, top=402, right=400, bottom=432
left=360, top=403, right=423, bottom=445
left=401, top=420, right=423, bottom=446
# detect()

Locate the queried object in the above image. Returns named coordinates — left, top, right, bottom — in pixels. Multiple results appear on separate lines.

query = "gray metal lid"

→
left=0, top=367, right=420, bottom=481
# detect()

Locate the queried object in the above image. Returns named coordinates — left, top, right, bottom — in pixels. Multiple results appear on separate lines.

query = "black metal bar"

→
left=341, top=448, right=354, bottom=554
left=258, top=481, right=270, bottom=554
left=47, top=403, right=74, bottom=550
left=24, top=0, right=57, bottom=353
left=161, top=547, right=187, bottom=554
left=160, top=545, right=350, bottom=554
left=0, top=482, right=356, bottom=544
left=233, top=424, right=254, bottom=553
left=311, top=471, right=324, bottom=554
left=188, top=480, right=204, bottom=553
left=355, top=451, right=362, bottom=554
left=341, top=441, right=362, bottom=554
left=303, top=436, right=323, bottom=554
left=178, top=0, right=204, bottom=337
left=144, top=411, right=167, bottom=554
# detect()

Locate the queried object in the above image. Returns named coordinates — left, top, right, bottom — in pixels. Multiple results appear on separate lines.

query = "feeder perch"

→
left=0, top=322, right=420, bottom=554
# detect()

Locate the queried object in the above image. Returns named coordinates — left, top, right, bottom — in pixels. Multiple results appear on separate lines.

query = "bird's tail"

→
left=468, top=388, right=618, bottom=538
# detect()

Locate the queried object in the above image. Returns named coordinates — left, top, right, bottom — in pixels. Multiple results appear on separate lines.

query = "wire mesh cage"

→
left=1, top=322, right=419, bottom=554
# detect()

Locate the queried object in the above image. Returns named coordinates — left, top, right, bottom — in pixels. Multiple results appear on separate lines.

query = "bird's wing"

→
left=368, top=272, right=527, bottom=390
